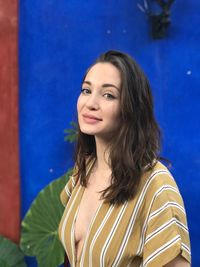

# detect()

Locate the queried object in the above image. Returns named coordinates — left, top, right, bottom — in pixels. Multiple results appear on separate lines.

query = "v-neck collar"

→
left=71, top=157, right=104, bottom=266
left=72, top=187, right=104, bottom=266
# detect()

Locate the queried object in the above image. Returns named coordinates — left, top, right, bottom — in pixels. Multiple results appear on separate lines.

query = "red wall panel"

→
left=0, top=0, right=20, bottom=242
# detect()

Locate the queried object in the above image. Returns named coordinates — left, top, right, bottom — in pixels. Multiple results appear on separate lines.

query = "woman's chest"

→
left=59, top=185, right=144, bottom=267
left=74, top=186, right=104, bottom=257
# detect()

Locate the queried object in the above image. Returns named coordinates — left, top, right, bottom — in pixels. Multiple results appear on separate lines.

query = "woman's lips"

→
left=82, top=114, right=102, bottom=124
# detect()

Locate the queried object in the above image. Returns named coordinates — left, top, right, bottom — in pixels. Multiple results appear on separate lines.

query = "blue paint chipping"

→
left=19, top=1, right=200, bottom=266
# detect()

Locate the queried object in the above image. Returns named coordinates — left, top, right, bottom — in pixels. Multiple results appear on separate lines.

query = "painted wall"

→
left=0, top=0, right=20, bottom=242
left=19, top=1, right=200, bottom=266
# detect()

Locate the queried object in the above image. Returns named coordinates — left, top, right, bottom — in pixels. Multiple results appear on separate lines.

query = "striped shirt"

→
left=58, top=161, right=191, bottom=267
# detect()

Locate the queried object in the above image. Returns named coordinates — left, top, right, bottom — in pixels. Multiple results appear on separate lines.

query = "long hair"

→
left=74, top=50, right=161, bottom=205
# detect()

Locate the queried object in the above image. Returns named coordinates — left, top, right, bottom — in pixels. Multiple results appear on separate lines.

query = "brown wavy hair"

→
left=74, top=50, right=161, bottom=205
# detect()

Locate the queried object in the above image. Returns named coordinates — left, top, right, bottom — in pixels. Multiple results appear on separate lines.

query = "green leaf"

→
left=20, top=169, right=72, bottom=267
left=64, top=121, right=77, bottom=143
left=0, top=236, right=27, bottom=267
left=0, top=259, right=10, bottom=267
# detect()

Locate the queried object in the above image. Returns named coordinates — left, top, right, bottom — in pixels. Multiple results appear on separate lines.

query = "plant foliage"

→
left=0, top=236, right=27, bottom=267
left=20, top=170, right=72, bottom=267
left=64, top=121, right=77, bottom=143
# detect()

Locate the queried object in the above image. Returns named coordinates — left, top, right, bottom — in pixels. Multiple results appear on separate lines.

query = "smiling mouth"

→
left=83, top=114, right=102, bottom=120
left=82, top=114, right=102, bottom=123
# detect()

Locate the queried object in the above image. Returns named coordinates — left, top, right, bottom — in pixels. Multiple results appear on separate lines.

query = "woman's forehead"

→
left=84, top=62, right=121, bottom=88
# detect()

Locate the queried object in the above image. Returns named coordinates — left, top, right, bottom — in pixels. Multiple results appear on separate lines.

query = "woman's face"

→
left=77, top=62, right=121, bottom=141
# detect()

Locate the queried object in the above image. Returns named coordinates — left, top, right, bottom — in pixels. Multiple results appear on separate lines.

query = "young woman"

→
left=59, top=50, right=191, bottom=267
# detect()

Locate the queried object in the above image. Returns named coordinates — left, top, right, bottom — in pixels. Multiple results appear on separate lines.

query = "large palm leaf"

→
left=0, top=236, right=27, bottom=267
left=20, top=170, right=72, bottom=267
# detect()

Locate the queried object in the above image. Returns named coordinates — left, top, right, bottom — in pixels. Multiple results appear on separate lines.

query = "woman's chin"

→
left=80, top=128, right=97, bottom=136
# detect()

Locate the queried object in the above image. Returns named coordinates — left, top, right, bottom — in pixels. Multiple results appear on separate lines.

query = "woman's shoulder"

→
left=145, top=159, right=175, bottom=181
left=140, top=160, right=181, bottom=199
left=60, top=165, right=80, bottom=207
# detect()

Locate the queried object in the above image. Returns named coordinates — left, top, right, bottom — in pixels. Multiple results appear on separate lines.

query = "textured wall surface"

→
left=19, top=1, right=200, bottom=266
left=0, top=0, right=20, bottom=242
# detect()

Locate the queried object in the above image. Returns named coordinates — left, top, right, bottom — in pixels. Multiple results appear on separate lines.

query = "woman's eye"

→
left=103, top=93, right=116, bottom=100
left=81, top=88, right=91, bottom=95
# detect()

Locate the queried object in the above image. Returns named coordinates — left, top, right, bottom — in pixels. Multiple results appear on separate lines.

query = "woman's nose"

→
left=85, top=94, right=99, bottom=110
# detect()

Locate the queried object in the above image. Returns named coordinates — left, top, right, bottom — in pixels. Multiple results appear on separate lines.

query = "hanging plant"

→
left=0, top=236, right=27, bottom=267
left=64, top=121, right=78, bottom=143
left=20, top=169, right=72, bottom=267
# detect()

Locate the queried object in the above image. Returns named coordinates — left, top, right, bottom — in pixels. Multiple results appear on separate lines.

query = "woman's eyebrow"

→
left=83, top=80, right=119, bottom=91
left=102, top=83, right=120, bottom=91
left=82, top=81, right=91, bottom=86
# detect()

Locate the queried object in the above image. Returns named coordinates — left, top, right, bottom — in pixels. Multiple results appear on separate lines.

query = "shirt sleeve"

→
left=142, top=173, right=191, bottom=267
left=60, top=167, right=77, bottom=207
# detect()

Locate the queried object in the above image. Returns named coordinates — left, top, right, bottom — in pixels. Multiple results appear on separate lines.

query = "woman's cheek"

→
left=77, top=96, right=82, bottom=112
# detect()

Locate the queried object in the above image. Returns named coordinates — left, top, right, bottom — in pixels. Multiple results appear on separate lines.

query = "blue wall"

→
left=19, top=1, right=200, bottom=266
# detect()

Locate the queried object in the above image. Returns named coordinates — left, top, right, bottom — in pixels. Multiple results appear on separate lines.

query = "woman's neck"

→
left=86, top=137, right=112, bottom=188
left=94, top=137, right=110, bottom=171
